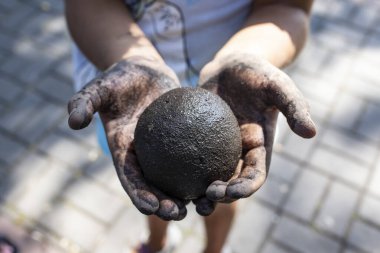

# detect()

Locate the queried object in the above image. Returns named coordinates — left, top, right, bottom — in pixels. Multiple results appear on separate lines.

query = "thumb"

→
left=267, top=73, right=316, bottom=138
left=68, top=79, right=106, bottom=130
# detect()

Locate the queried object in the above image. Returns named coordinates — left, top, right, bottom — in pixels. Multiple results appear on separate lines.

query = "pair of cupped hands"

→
left=68, top=54, right=316, bottom=221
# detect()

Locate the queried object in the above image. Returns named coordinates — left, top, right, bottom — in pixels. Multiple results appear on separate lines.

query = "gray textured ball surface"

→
left=134, top=88, right=242, bottom=200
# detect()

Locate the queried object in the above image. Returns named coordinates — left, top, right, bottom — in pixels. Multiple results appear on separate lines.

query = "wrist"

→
left=109, top=55, right=179, bottom=85
left=214, top=49, right=267, bottom=63
left=120, top=48, right=164, bottom=66
left=199, top=53, right=275, bottom=86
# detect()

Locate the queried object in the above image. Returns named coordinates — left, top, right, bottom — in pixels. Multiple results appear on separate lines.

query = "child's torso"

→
left=125, top=0, right=253, bottom=86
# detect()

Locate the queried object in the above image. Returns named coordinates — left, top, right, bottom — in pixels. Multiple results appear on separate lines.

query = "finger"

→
left=68, top=78, right=105, bottom=130
left=205, top=180, right=228, bottom=201
left=152, top=186, right=188, bottom=221
left=266, top=73, right=316, bottom=138
left=205, top=158, right=243, bottom=202
left=240, top=123, right=264, bottom=151
left=193, top=197, right=216, bottom=216
left=199, top=81, right=218, bottom=94
left=226, top=146, right=267, bottom=199
left=116, top=150, right=160, bottom=215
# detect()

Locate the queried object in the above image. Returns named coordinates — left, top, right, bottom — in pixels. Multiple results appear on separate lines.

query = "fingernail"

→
left=156, top=200, right=179, bottom=220
left=135, top=193, right=159, bottom=214
left=68, top=110, right=82, bottom=130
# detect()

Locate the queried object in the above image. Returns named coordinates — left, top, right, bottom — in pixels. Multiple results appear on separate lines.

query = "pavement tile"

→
left=314, top=21, right=364, bottom=51
left=0, top=54, right=53, bottom=84
left=31, top=0, right=65, bottom=13
left=310, top=0, right=330, bottom=15
left=12, top=34, right=69, bottom=66
left=318, top=52, right=353, bottom=85
left=344, top=248, right=364, bottom=253
left=369, top=159, right=380, bottom=197
left=307, top=98, right=330, bottom=125
left=175, top=204, right=201, bottom=234
left=352, top=58, right=380, bottom=86
left=0, top=32, right=16, bottom=53
left=273, top=114, right=290, bottom=144
left=57, top=118, right=100, bottom=149
left=41, top=201, right=105, bottom=252
left=0, top=216, right=66, bottom=253
left=327, top=0, right=356, bottom=20
left=62, top=177, right=125, bottom=224
left=16, top=101, right=65, bottom=143
left=41, top=15, right=66, bottom=35
left=0, top=75, right=24, bottom=104
left=0, top=151, right=49, bottom=203
left=346, top=77, right=380, bottom=103
left=37, top=131, right=97, bottom=169
left=310, top=147, right=369, bottom=187
left=14, top=158, right=73, bottom=220
left=351, top=2, right=380, bottom=29
left=360, top=32, right=380, bottom=65
left=0, top=4, right=35, bottom=32
left=0, top=92, right=42, bottom=132
left=319, top=127, right=378, bottom=165
left=255, top=176, right=289, bottom=208
left=0, top=50, right=8, bottom=64
left=82, top=155, right=115, bottom=186
left=228, top=200, right=276, bottom=253
left=309, top=15, right=323, bottom=34
left=174, top=234, right=204, bottom=253
left=11, top=37, right=36, bottom=57
left=315, top=181, right=360, bottom=237
left=107, top=170, right=132, bottom=199
left=19, top=12, right=58, bottom=36
left=94, top=204, right=148, bottom=253
left=273, top=216, right=340, bottom=253
left=34, top=74, right=74, bottom=104
left=0, top=0, right=21, bottom=11
left=327, top=93, right=366, bottom=131
left=55, top=58, right=73, bottom=81
left=261, top=241, right=289, bottom=253
left=373, top=18, right=380, bottom=34
left=348, top=220, right=380, bottom=253
left=33, top=31, right=70, bottom=55
left=283, top=169, right=329, bottom=221
left=270, top=154, right=300, bottom=182
left=292, top=72, right=339, bottom=107
left=0, top=131, right=27, bottom=165
left=293, top=38, right=329, bottom=74
left=359, top=195, right=380, bottom=228
left=281, top=131, right=318, bottom=162
left=357, top=102, right=380, bottom=143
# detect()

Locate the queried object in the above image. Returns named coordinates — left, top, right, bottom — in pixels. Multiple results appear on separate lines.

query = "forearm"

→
left=65, top=0, right=162, bottom=70
left=214, top=3, right=311, bottom=68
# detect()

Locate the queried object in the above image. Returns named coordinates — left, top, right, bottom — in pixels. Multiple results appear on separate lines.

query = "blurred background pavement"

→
left=0, top=0, right=380, bottom=252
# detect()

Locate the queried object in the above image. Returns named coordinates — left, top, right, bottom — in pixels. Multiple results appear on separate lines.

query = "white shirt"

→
left=73, top=0, right=252, bottom=90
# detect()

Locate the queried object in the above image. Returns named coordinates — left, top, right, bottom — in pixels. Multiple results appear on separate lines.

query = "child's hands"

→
left=195, top=54, right=316, bottom=214
left=67, top=58, right=188, bottom=220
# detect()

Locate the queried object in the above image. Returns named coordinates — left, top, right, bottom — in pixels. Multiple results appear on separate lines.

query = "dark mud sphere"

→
left=134, top=88, right=242, bottom=200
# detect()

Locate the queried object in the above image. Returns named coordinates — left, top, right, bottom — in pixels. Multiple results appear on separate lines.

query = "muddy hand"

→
left=67, top=58, right=187, bottom=220
left=197, top=54, right=316, bottom=207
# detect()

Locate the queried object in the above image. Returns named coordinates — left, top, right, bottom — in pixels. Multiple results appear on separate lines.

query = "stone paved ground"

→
left=0, top=0, right=380, bottom=252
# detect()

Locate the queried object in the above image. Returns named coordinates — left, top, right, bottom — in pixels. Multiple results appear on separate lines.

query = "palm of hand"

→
left=199, top=56, right=316, bottom=203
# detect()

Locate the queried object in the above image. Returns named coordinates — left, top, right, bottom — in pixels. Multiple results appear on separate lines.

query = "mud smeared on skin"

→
left=198, top=54, right=316, bottom=202
left=68, top=59, right=191, bottom=220
left=134, top=88, right=242, bottom=200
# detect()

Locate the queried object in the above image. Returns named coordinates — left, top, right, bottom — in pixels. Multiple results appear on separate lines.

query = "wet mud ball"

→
left=134, top=88, right=242, bottom=200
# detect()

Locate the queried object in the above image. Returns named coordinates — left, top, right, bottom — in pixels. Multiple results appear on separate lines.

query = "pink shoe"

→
left=134, top=224, right=181, bottom=253
left=0, top=236, right=18, bottom=253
